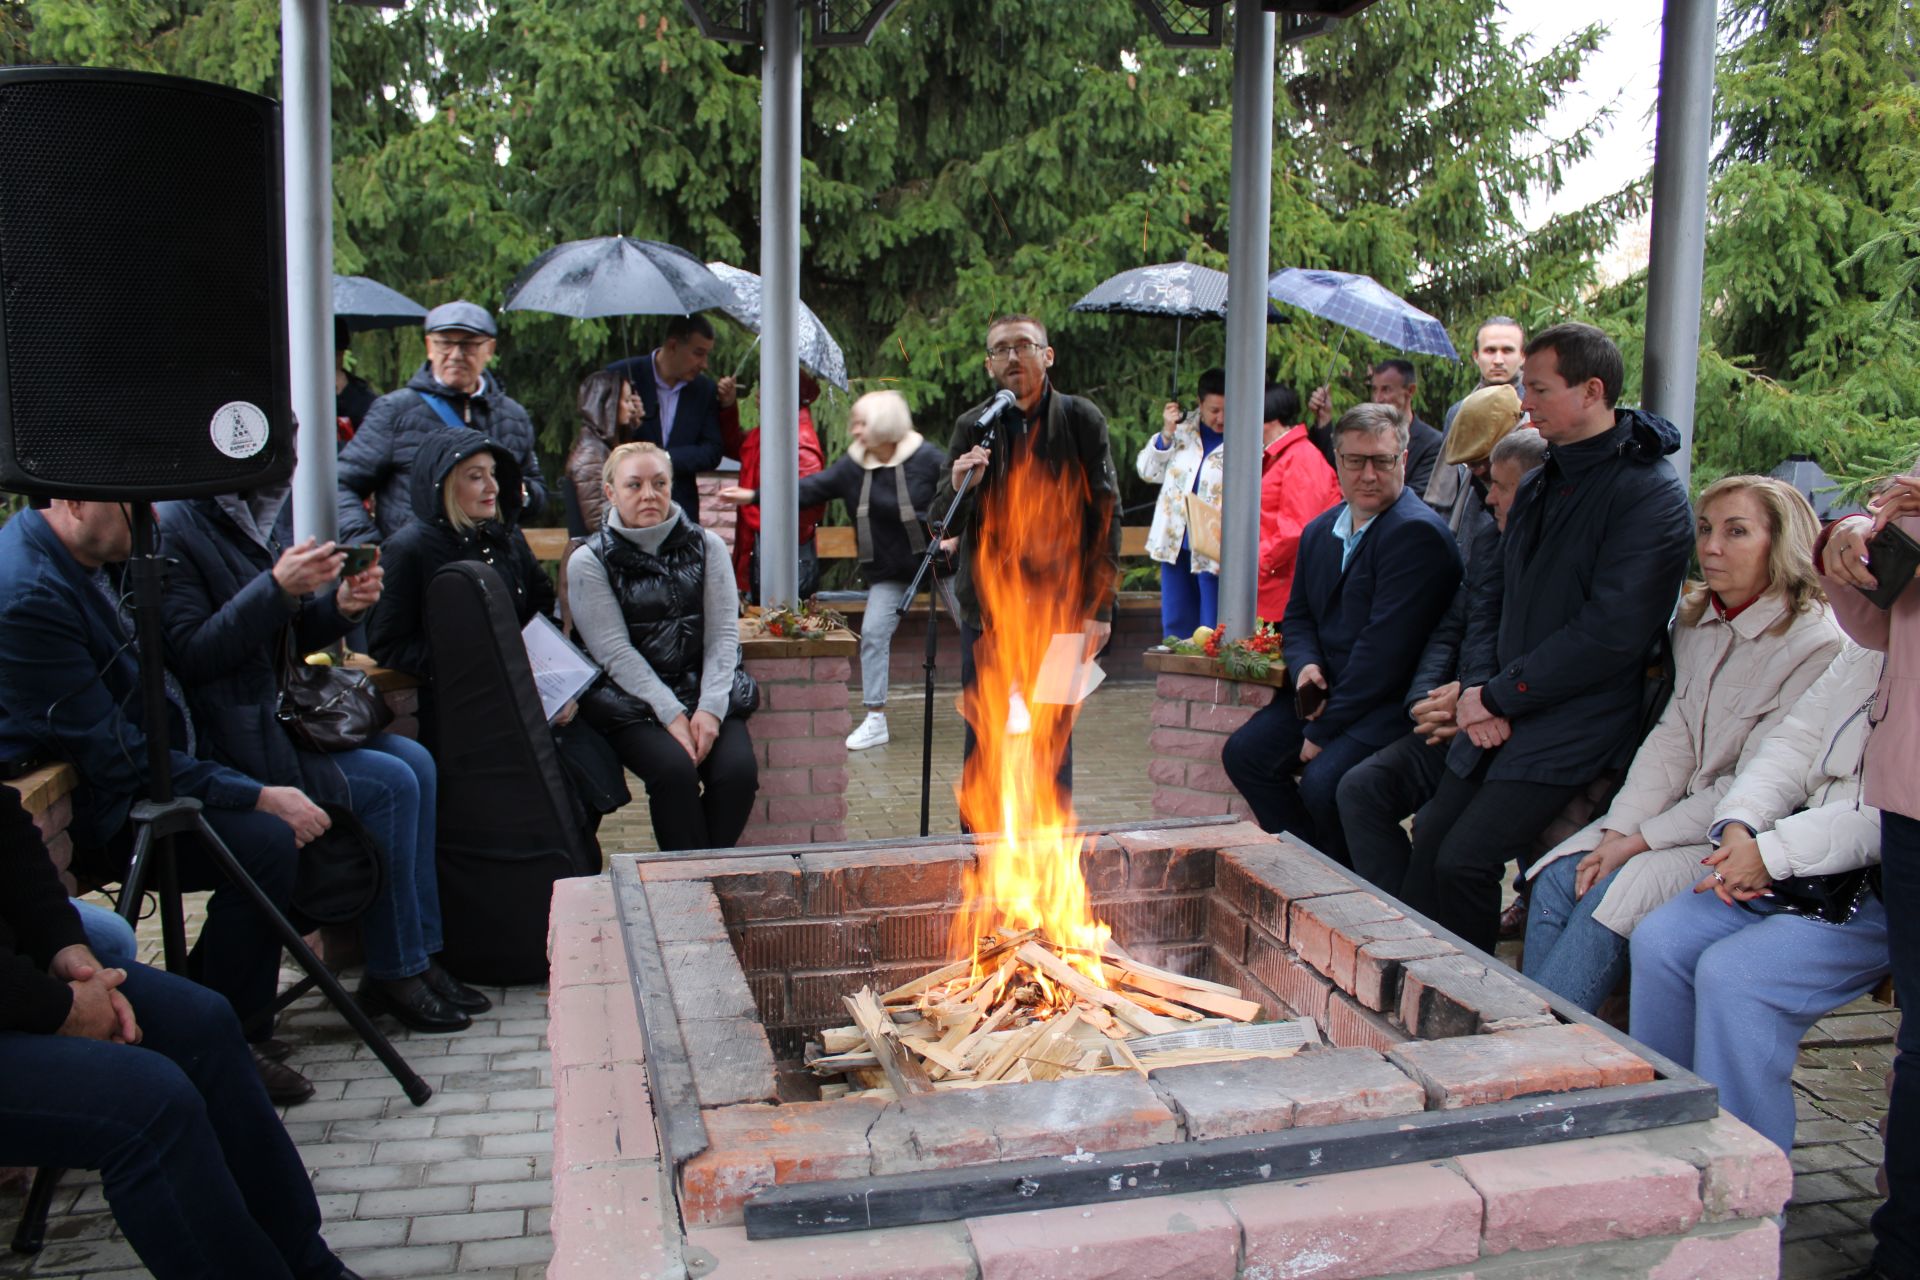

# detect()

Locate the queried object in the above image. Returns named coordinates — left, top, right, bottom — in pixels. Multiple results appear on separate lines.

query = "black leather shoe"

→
left=254, top=1036, right=295, bottom=1062
left=253, top=1048, right=316, bottom=1106
left=358, top=975, right=471, bottom=1033
left=423, top=961, right=492, bottom=1013
left=1497, top=891, right=1529, bottom=941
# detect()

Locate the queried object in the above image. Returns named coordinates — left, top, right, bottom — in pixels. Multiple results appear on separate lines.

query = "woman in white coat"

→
left=1522, top=476, right=1841, bottom=1010
left=1138, top=367, right=1226, bottom=639
left=1630, top=642, right=1889, bottom=1151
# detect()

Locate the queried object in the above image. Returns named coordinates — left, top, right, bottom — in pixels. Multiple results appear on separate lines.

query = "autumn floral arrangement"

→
left=745, top=600, right=852, bottom=639
left=1157, top=620, right=1284, bottom=679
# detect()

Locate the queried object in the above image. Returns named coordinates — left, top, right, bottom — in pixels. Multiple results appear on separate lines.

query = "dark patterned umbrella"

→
left=331, top=275, right=426, bottom=331
left=501, top=237, right=732, bottom=320
left=1072, top=261, right=1286, bottom=398
left=705, top=261, right=849, bottom=391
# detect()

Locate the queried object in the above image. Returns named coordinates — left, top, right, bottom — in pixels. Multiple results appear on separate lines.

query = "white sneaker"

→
left=1006, top=690, right=1031, bottom=737
left=846, top=711, right=890, bottom=751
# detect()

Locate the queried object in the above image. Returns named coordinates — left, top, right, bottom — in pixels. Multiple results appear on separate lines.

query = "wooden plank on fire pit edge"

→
left=740, top=1076, right=1719, bottom=1239
left=609, top=862, right=711, bottom=1171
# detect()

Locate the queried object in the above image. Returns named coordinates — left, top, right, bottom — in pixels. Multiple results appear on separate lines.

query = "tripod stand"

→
left=11, top=503, right=429, bottom=1255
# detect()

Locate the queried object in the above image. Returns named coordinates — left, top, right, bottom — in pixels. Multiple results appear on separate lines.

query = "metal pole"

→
left=1642, top=0, right=1718, bottom=492
left=283, top=0, right=338, bottom=542
left=1218, top=2, right=1275, bottom=640
left=758, top=0, right=802, bottom=608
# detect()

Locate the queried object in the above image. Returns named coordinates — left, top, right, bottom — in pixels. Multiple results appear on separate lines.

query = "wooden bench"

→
left=522, top=524, right=1152, bottom=563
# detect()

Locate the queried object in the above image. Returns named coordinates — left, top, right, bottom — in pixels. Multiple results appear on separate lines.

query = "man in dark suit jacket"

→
left=1222, top=402, right=1463, bottom=864
left=605, top=314, right=732, bottom=524
left=1305, top=359, right=1444, bottom=496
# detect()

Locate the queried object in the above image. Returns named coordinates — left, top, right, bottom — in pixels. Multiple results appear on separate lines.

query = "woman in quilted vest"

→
left=568, top=443, right=758, bottom=850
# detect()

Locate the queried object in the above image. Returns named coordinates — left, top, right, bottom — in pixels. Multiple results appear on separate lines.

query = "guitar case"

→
left=425, top=560, right=602, bottom=984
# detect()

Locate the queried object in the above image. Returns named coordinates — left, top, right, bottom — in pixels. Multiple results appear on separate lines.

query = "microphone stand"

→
left=897, top=414, right=1000, bottom=837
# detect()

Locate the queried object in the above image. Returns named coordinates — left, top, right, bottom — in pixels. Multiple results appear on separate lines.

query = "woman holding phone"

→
left=156, top=488, right=484, bottom=1034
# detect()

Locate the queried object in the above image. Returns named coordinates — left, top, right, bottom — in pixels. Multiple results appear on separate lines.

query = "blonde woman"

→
left=1138, top=367, right=1226, bottom=637
left=1522, top=475, right=1841, bottom=1011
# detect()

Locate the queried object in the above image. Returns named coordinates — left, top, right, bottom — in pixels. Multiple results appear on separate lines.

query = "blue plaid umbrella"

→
left=1266, top=268, right=1458, bottom=360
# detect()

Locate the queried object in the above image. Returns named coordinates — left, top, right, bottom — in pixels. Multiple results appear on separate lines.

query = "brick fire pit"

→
left=548, top=820, right=1791, bottom=1278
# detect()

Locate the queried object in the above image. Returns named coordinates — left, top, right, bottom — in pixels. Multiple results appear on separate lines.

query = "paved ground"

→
left=0, top=680, right=1896, bottom=1278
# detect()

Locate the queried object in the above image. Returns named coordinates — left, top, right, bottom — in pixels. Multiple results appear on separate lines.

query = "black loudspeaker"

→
left=0, top=67, right=292, bottom=500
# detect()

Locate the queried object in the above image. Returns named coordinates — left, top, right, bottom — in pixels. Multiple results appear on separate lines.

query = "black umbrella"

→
left=501, top=236, right=732, bottom=320
left=1071, top=261, right=1286, bottom=399
left=332, top=274, right=427, bottom=331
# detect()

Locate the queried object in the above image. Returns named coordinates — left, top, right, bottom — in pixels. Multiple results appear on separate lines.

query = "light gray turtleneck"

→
left=566, top=503, right=739, bottom=725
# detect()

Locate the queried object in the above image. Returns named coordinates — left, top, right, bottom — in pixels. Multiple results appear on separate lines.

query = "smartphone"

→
left=341, top=544, right=380, bottom=576
left=1293, top=679, right=1327, bottom=721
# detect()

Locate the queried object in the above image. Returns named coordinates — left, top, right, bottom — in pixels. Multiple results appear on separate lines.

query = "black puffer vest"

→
left=591, top=519, right=708, bottom=711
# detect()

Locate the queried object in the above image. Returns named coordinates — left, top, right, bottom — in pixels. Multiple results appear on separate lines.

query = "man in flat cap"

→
left=336, top=301, right=549, bottom=542
left=1423, top=382, right=1525, bottom=561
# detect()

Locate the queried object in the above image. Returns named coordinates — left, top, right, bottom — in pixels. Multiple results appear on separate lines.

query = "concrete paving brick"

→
left=474, top=1178, right=555, bottom=1211
left=372, top=1137, right=481, bottom=1163
left=686, top=1222, right=980, bottom=1280
left=333, top=1243, right=460, bottom=1278
left=433, top=1112, right=542, bottom=1138
left=1388, top=1023, right=1655, bottom=1109
left=407, top=1208, right=525, bottom=1244
left=355, top=1185, right=474, bottom=1217
left=1226, top=1161, right=1483, bottom=1278
left=481, top=1129, right=555, bottom=1158
left=460, top=1235, right=556, bottom=1268
left=311, top=1163, right=428, bottom=1193
left=1150, top=1047, right=1425, bottom=1138
left=422, top=1155, right=545, bottom=1186
left=321, top=1217, right=412, bottom=1249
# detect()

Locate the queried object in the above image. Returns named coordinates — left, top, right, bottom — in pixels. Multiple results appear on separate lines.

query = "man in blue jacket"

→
left=0, top=499, right=327, bottom=1101
left=1222, top=403, right=1462, bottom=864
left=336, top=301, right=549, bottom=542
left=605, top=314, right=732, bottom=524
left=1400, top=323, right=1694, bottom=953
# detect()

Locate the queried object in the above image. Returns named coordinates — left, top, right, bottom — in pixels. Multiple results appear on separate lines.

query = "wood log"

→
left=1105, top=965, right=1262, bottom=1022
left=845, top=988, right=934, bottom=1097
left=1015, top=942, right=1181, bottom=1036
left=1100, top=948, right=1244, bottom=996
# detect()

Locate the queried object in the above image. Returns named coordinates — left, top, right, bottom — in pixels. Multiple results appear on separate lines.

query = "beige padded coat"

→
left=1525, top=589, right=1842, bottom=936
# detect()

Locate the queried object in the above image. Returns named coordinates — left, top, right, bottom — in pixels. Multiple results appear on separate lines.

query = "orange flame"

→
left=949, top=447, right=1117, bottom=994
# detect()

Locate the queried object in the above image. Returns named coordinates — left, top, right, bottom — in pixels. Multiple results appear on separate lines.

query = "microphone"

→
left=974, top=388, right=1019, bottom=438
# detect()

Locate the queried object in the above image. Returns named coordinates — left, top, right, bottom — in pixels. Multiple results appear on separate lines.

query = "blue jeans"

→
left=1874, top=810, right=1920, bottom=1275
left=1629, top=887, right=1890, bottom=1153
left=73, top=897, right=138, bottom=967
left=1158, top=547, right=1218, bottom=639
left=1523, top=855, right=1630, bottom=1012
left=1219, top=697, right=1378, bottom=864
left=328, top=734, right=442, bottom=981
left=0, top=964, right=342, bottom=1279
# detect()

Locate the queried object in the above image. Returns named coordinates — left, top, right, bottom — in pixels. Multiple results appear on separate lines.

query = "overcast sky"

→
left=1501, top=0, right=1666, bottom=228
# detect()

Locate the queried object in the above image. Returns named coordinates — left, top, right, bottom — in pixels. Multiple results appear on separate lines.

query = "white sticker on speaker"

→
left=209, top=402, right=270, bottom=459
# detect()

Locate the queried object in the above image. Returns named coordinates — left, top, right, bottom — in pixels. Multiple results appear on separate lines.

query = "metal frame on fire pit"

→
left=610, top=821, right=1721, bottom=1241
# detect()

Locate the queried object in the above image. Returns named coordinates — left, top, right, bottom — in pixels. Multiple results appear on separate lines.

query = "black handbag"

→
left=288, top=803, right=388, bottom=932
left=1858, top=522, right=1920, bottom=610
left=278, top=636, right=394, bottom=753
left=1739, top=865, right=1881, bottom=926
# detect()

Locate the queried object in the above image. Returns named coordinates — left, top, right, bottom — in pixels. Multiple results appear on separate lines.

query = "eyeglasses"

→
left=1337, top=452, right=1403, bottom=475
left=427, top=335, right=493, bottom=354
left=986, top=340, right=1043, bottom=361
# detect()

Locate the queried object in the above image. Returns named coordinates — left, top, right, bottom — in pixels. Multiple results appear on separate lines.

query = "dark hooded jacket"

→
left=794, top=432, right=948, bottom=584
left=1448, top=408, right=1694, bottom=785
left=336, top=363, right=548, bottom=543
left=367, top=431, right=554, bottom=687
left=155, top=488, right=356, bottom=806
left=566, top=371, right=626, bottom=537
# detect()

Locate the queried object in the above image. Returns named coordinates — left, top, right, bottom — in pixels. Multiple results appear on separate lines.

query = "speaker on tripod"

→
left=1, top=69, right=427, bottom=1254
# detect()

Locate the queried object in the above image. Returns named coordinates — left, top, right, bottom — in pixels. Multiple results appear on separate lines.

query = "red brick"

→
left=1152, top=788, right=1238, bottom=820
left=756, top=768, right=811, bottom=797
left=1458, top=1136, right=1704, bottom=1255
left=1152, top=1046, right=1423, bottom=1137
left=968, top=1195, right=1240, bottom=1280
left=812, top=708, right=854, bottom=736
left=549, top=1156, right=676, bottom=1280
left=554, top=1060, right=659, bottom=1168
left=703, top=862, right=804, bottom=921
left=867, top=1074, right=1179, bottom=1175
left=1647, top=1218, right=1780, bottom=1276
left=643, top=880, right=730, bottom=943
left=767, top=679, right=850, bottom=711
left=679, top=1097, right=886, bottom=1224
left=1156, top=673, right=1230, bottom=701
left=1388, top=1023, right=1656, bottom=1109
left=739, top=822, right=812, bottom=846
left=1324, top=991, right=1410, bottom=1055
left=747, top=709, right=811, bottom=739
left=685, top=1222, right=979, bottom=1280
left=1188, top=702, right=1256, bottom=734
left=1287, top=891, right=1404, bottom=978
left=1183, top=762, right=1239, bottom=795
left=1149, top=726, right=1226, bottom=761
left=1349, top=935, right=1456, bottom=1012
left=1121, top=841, right=1216, bottom=892
left=768, top=737, right=844, bottom=768
left=1110, top=821, right=1273, bottom=856
left=1226, top=1162, right=1482, bottom=1278
left=810, top=765, right=850, bottom=793
left=743, top=656, right=812, bottom=680
left=1398, top=954, right=1555, bottom=1038
left=1247, top=930, right=1334, bottom=1024
left=737, top=920, right=870, bottom=970
left=1212, top=954, right=1289, bottom=1021
left=811, top=656, right=852, bottom=681
left=1150, top=698, right=1189, bottom=728
left=1217, top=844, right=1353, bottom=939
left=766, top=794, right=848, bottom=825
left=811, top=821, right=845, bottom=841
left=1644, top=1112, right=1794, bottom=1221
left=1080, top=837, right=1130, bottom=895
left=1323, top=914, right=1433, bottom=992
left=1206, top=897, right=1248, bottom=963
left=1238, top=682, right=1276, bottom=707
left=1148, top=757, right=1188, bottom=787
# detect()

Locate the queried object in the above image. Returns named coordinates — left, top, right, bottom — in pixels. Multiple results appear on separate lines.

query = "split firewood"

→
left=1014, top=942, right=1183, bottom=1036
left=1101, top=947, right=1245, bottom=996
left=845, top=988, right=935, bottom=1097
left=1104, top=964, right=1263, bottom=1022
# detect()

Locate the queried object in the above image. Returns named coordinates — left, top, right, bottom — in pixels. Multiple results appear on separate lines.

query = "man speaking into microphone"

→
left=935, top=313, right=1122, bottom=792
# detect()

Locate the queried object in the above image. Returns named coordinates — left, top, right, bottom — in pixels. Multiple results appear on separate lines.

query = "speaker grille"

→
left=0, top=73, right=290, bottom=498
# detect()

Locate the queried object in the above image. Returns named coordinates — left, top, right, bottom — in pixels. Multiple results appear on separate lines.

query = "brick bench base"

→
left=546, top=875, right=1790, bottom=1279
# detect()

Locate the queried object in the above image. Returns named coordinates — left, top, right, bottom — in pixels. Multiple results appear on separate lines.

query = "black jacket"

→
left=1284, top=485, right=1463, bottom=749
left=796, top=435, right=948, bottom=584
left=1448, top=408, right=1694, bottom=785
left=1405, top=416, right=1444, bottom=500
left=935, top=385, right=1121, bottom=628
left=367, top=432, right=553, bottom=686
left=336, top=364, right=548, bottom=543
left=604, top=353, right=724, bottom=524
left=155, top=492, right=357, bottom=806
left=0, top=785, right=87, bottom=1034
left=1404, top=517, right=1502, bottom=714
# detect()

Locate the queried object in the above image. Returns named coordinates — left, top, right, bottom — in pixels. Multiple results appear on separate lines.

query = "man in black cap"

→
left=336, top=300, right=548, bottom=542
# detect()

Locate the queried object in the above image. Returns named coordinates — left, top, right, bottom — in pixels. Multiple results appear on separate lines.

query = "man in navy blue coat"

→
left=605, top=314, right=733, bottom=524
left=1222, top=403, right=1462, bottom=863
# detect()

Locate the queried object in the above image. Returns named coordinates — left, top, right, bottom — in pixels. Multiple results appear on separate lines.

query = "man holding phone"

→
left=1221, top=403, right=1461, bottom=864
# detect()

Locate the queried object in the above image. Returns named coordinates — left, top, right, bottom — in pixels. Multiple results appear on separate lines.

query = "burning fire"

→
left=949, top=450, right=1118, bottom=999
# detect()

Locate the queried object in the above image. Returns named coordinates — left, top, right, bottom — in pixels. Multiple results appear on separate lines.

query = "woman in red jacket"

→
left=1256, top=384, right=1343, bottom=623
left=731, top=370, right=827, bottom=598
